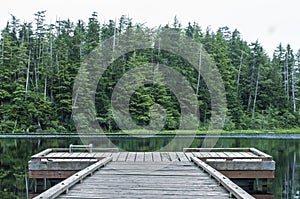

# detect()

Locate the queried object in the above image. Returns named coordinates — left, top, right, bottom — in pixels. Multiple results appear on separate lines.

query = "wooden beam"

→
left=252, top=194, right=274, bottom=199
left=29, top=160, right=95, bottom=171
left=30, top=156, right=103, bottom=160
left=249, top=148, right=273, bottom=160
left=220, top=170, right=275, bottom=179
left=69, top=144, right=93, bottom=152
left=199, top=156, right=272, bottom=161
left=29, top=170, right=78, bottom=179
left=184, top=148, right=251, bottom=152
left=206, top=161, right=275, bottom=171
left=31, top=149, right=52, bottom=160
left=191, top=156, right=255, bottom=199
left=33, top=157, right=112, bottom=199
left=51, top=148, right=119, bottom=152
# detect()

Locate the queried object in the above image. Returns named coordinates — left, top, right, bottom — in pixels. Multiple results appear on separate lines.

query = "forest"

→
left=0, top=11, right=300, bottom=134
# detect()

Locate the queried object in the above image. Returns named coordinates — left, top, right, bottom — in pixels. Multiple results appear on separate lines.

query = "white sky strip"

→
left=0, top=0, right=299, bottom=55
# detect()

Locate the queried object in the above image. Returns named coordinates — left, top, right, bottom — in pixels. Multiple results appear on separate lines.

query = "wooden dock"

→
left=29, top=147, right=275, bottom=199
left=184, top=148, right=275, bottom=179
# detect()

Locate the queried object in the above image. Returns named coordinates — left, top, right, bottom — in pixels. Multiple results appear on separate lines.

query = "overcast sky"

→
left=0, top=0, right=299, bottom=56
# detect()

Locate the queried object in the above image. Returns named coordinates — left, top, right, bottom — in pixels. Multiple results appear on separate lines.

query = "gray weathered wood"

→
left=207, top=161, right=275, bottom=170
left=191, top=156, right=255, bottom=199
left=168, top=152, right=179, bottom=161
left=152, top=152, right=161, bottom=162
left=176, top=152, right=189, bottom=161
left=34, top=157, right=112, bottom=199
left=126, top=152, right=136, bottom=162
left=56, top=161, right=230, bottom=199
left=135, top=152, right=144, bottom=162
left=117, top=152, right=128, bottom=162
left=144, top=152, right=153, bottom=162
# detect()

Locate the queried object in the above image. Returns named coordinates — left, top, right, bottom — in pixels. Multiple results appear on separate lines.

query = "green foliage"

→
left=0, top=12, right=300, bottom=134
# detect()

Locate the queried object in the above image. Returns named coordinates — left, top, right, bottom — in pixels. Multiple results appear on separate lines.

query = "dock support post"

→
left=43, top=178, right=47, bottom=190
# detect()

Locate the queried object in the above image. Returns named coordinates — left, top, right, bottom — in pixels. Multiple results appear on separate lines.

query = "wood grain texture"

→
left=57, top=161, right=230, bottom=199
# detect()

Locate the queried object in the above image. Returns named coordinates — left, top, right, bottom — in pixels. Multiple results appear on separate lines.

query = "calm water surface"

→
left=0, top=135, right=299, bottom=199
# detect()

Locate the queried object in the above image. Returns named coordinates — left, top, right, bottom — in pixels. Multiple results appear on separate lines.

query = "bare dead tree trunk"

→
left=49, top=31, right=54, bottom=102
left=196, top=44, right=202, bottom=95
left=247, top=57, right=256, bottom=111
left=292, top=63, right=296, bottom=112
left=236, top=51, right=243, bottom=95
left=252, top=65, right=260, bottom=118
left=25, top=50, right=31, bottom=98
left=285, top=54, right=289, bottom=101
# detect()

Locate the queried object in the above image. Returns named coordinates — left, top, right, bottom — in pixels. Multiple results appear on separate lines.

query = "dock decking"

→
left=57, top=161, right=230, bottom=199
left=30, top=148, right=275, bottom=199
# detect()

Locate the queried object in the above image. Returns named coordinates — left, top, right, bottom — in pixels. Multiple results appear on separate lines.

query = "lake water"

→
left=0, top=134, right=299, bottom=199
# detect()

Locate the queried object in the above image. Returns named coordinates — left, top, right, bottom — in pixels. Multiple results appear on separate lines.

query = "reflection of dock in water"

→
left=28, top=146, right=275, bottom=198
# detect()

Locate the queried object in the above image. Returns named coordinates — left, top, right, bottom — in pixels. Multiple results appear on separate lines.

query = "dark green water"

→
left=0, top=135, right=299, bottom=199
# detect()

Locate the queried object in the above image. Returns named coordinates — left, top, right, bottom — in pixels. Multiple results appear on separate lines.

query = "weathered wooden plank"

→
left=34, top=157, right=112, bottom=199
left=126, top=152, right=136, bottom=162
left=29, top=160, right=96, bottom=171
left=224, top=152, right=238, bottom=157
left=249, top=148, right=272, bottom=159
left=207, top=152, right=220, bottom=158
left=144, top=152, right=153, bottom=162
left=117, top=152, right=128, bottom=162
left=61, top=153, right=72, bottom=158
left=29, top=170, right=77, bottom=179
left=59, top=191, right=229, bottom=198
left=206, top=160, right=275, bottom=171
left=192, top=152, right=201, bottom=157
left=93, top=170, right=205, bottom=176
left=92, top=152, right=104, bottom=159
left=135, top=152, right=144, bottom=162
left=191, top=156, right=255, bottom=199
left=102, top=152, right=113, bottom=157
left=69, top=144, right=93, bottom=152
left=252, top=194, right=274, bottom=199
left=184, top=148, right=251, bottom=152
left=110, top=152, right=120, bottom=161
left=70, top=152, right=83, bottom=158
left=197, top=152, right=211, bottom=157
left=59, top=195, right=228, bottom=199
left=31, top=149, right=52, bottom=159
left=152, top=152, right=161, bottom=162
left=220, top=170, right=275, bottom=179
left=56, top=160, right=230, bottom=199
left=176, top=152, right=189, bottom=161
left=50, top=152, right=65, bottom=158
left=246, top=152, right=258, bottom=157
left=168, top=152, right=178, bottom=161
left=44, top=152, right=57, bottom=158
left=184, top=152, right=195, bottom=161
left=63, top=189, right=229, bottom=196
left=239, top=152, right=254, bottom=157
left=161, top=152, right=170, bottom=162
left=217, top=152, right=228, bottom=158
left=59, top=196, right=227, bottom=199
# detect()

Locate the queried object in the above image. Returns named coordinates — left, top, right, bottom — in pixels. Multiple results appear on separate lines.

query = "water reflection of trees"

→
left=0, top=138, right=81, bottom=198
left=0, top=137, right=299, bottom=198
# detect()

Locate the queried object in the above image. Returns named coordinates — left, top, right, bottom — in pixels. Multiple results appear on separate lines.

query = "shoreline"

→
left=1, top=132, right=300, bottom=139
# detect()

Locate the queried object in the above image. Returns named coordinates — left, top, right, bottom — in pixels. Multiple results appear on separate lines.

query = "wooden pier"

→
left=29, top=146, right=275, bottom=199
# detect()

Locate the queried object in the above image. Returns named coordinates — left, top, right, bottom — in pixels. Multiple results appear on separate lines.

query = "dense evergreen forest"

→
left=0, top=11, right=299, bottom=133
